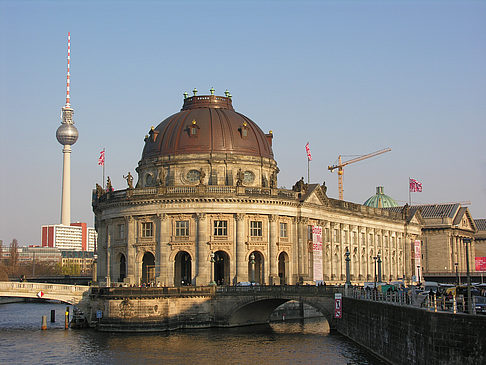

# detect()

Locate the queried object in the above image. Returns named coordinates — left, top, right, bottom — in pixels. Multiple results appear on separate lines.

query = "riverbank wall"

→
left=336, top=297, right=486, bottom=365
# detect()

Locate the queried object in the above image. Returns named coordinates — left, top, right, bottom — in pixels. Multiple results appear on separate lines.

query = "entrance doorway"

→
left=142, top=252, right=155, bottom=284
left=174, top=251, right=192, bottom=286
left=278, top=252, right=289, bottom=285
left=119, top=254, right=126, bottom=282
left=214, top=251, right=230, bottom=285
left=248, top=251, right=264, bottom=284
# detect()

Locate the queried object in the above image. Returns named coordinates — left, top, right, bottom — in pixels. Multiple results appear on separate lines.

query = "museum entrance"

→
left=174, top=251, right=192, bottom=286
left=119, top=254, right=126, bottom=282
left=214, top=251, right=230, bottom=285
left=142, top=252, right=155, bottom=284
left=278, top=251, right=289, bottom=285
left=248, top=251, right=264, bottom=284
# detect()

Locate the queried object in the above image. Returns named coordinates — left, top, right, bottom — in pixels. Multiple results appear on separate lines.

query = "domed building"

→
left=93, top=91, right=423, bottom=287
left=364, top=187, right=398, bottom=208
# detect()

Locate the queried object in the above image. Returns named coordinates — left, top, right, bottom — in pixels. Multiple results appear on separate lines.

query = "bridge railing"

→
left=216, top=285, right=343, bottom=296
left=0, top=281, right=89, bottom=295
left=90, top=285, right=216, bottom=298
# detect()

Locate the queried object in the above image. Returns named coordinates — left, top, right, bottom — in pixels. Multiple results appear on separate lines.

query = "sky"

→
left=1, top=0, right=485, bottom=246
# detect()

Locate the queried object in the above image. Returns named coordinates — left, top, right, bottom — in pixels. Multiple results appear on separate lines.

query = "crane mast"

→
left=328, top=147, right=392, bottom=200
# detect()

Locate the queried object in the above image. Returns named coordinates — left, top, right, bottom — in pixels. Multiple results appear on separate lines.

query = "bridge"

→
left=0, top=281, right=341, bottom=330
left=87, top=285, right=342, bottom=331
left=0, top=281, right=89, bottom=305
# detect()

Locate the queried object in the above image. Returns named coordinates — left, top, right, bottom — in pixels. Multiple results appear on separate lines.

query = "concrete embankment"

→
left=336, top=297, right=486, bottom=365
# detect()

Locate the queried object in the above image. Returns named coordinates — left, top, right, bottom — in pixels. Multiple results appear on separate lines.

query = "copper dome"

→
left=141, top=94, right=274, bottom=160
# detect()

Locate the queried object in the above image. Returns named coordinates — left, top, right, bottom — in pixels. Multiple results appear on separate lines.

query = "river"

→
left=0, top=302, right=385, bottom=365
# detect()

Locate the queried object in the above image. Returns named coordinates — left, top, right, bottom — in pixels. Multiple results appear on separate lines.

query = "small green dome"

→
left=363, top=186, right=398, bottom=208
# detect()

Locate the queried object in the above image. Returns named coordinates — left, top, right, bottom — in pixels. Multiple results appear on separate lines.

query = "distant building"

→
left=61, top=250, right=95, bottom=275
left=388, top=203, right=477, bottom=277
left=41, top=223, right=97, bottom=252
left=474, top=219, right=486, bottom=271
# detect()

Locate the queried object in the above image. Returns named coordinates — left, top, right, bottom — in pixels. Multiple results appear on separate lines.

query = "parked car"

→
left=474, top=296, right=486, bottom=314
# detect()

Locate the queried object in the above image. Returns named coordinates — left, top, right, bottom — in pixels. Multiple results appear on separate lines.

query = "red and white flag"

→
left=98, top=149, right=105, bottom=166
left=305, top=142, right=312, bottom=161
left=409, top=178, right=422, bottom=192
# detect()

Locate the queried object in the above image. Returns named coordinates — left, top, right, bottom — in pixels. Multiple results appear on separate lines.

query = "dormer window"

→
left=239, top=121, right=249, bottom=138
left=189, top=120, right=199, bottom=137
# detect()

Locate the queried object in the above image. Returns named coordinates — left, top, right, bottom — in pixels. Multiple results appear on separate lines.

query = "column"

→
left=157, top=214, right=169, bottom=286
left=196, top=213, right=209, bottom=286
left=269, top=214, right=278, bottom=284
left=126, top=216, right=136, bottom=285
left=106, top=220, right=112, bottom=286
left=235, top=213, right=246, bottom=284
left=292, top=217, right=299, bottom=283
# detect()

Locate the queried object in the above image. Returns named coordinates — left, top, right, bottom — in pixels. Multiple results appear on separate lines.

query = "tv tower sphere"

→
left=56, top=118, right=78, bottom=145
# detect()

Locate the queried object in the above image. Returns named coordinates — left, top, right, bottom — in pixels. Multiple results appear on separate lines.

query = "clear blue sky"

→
left=1, top=0, right=485, bottom=246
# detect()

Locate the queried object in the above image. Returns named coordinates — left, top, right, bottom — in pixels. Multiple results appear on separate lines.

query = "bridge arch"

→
left=223, top=296, right=335, bottom=328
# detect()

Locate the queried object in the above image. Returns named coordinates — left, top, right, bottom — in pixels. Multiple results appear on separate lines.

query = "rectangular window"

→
left=213, top=220, right=228, bottom=236
left=280, top=222, right=288, bottom=238
left=117, top=224, right=125, bottom=240
left=141, top=222, right=153, bottom=238
left=333, top=229, right=339, bottom=242
left=250, top=221, right=263, bottom=237
left=325, top=228, right=330, bottom=242
left=307, top=225, right=313, bottom=241
left=175, top=220, right=189, bottom=237
left=353, top=232, right=357, bottom=245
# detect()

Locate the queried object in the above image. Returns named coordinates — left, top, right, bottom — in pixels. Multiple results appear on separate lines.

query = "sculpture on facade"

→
left=106, top=177, right=114, bottom=192
left=123, top=172, right=134, bottom=189
left=270, top=171, right=277, bottom=188
left=95, top=183, right=105, bottom=198
left=236, top=168, right=244, bottom=187
left=199, top=168, right=206, bottom=185
left=156, top=167, right=166, bottom=187
left=292, top=177, right=306, bottom=192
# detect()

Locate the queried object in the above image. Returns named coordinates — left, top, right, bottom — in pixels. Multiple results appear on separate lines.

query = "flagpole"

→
left=307, top=158, right=310, bottom=184
left=408, top=177, right=411, bottom=205
left=102, top=148, right=105, bottom=189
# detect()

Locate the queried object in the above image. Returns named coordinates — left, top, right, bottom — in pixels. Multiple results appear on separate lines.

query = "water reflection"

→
left=0, top=302, right=383, bottom=365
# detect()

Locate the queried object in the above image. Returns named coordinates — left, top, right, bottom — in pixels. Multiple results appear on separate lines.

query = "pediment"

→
left=301, top=185, right=328, bottom=206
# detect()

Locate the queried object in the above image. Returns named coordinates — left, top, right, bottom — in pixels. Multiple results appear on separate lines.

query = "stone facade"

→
left=92, top=93, right=422, bottom=287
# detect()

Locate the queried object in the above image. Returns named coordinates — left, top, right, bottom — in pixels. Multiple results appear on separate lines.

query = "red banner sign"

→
left=475, top=257, right=486, bottom=271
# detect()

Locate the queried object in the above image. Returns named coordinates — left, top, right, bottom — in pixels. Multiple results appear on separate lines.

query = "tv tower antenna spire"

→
left=65, top=32, right=71, bottom=107
left=56, top=32, right=79, bottom=226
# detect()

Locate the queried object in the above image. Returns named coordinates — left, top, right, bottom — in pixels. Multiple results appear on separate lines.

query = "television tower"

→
left=56, top=32, right=79, bottom=226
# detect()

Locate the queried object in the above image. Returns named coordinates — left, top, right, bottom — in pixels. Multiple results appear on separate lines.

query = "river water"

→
left=0, top=302, right=384, bottom=365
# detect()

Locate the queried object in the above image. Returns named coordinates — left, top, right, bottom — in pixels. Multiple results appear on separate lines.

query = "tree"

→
left=9, top=239, right=19, bottom=269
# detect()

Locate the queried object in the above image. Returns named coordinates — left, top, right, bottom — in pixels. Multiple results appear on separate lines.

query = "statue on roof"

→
left=106, top=177, right=114, bottom=192
left=292, top=177, right=306, bottom=192
left=123, top=172, right=134, bottom=189
left=236, top=168, right=244, bottom=187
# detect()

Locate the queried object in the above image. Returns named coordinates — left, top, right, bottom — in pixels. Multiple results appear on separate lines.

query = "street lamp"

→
left=455, top=262, right=459, bottom=286
left=464, top=238, right=473, bottom=314
left=417, top=265, right=421, bottom=286
left=377, top=254, right=382, bottom=283
left=210, top=252, right=216, bottom=286
left=345, top=249, right=351, bottom=286
left=373, top=256, right=378, bottom=288
left=250, top=253, right=255, bottom=284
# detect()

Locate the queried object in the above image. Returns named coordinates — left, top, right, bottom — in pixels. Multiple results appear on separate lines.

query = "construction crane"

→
left=328, top=147, right=392, bottom=200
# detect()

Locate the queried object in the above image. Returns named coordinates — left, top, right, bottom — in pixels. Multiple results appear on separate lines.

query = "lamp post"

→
left=345, top=249, right=351, bottom=287
left=210, top=252, right=216, bottom=286
left=377, top=254, right=382, bottom=283
left=417, top=265, right=421, bottom=286
left=373, top=256, right=378, bottom=288
left=464, top=238, right=473, bottom=314
left=455, top=262, right=459, bottom=286
left=250, top=253, right=255, bottom=284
